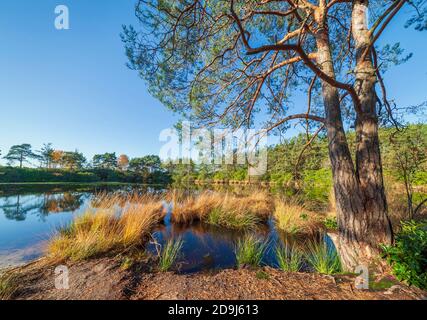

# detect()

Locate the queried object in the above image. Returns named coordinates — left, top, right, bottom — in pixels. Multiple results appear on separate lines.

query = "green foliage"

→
left=234, top=234, right=268, bottom=268
left=158, top=238, right=183, bottom=272
left=302, top=169, right=333, bottom=204
left=276, top=243, right=304, bottom=272
left=0, top=166, right=170, bottom=184
left=413, top=171, right=427, bottom=186
left=323, top=217, right=338, bottom=230
left=92, top=153, right=118, bottom=170
left=305, top=240, right=342, bottom=275
left=382, top=220, right=427, bottom=289
left=3, top=144, right=38, bottom=168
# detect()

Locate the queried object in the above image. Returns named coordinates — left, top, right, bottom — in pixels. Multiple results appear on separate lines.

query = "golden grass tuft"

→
left=274, top=199, right=324, bottom=235
left=48, top=193, right=165, bottom=261
left=171, top=190, right=273, bottom=229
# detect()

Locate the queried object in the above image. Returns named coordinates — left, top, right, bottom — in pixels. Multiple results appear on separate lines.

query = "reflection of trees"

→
left=0, top=192, right=85, bottom=221
left=40, top=192, right=84, bottom=214
left=0, top=195, right=41, bottom=221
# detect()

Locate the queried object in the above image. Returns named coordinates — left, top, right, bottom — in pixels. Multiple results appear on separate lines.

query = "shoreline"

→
left=3, top=256, right=426, bottom=300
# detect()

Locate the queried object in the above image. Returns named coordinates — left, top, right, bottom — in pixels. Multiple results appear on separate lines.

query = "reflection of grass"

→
left=158, top=238, right=183, bottom=272
left=0, top=273, right=20, bottom=300
left=276, top=243, right=304, bottom=272
left=305, top=240, right=342, bottom=275
left=172, top=191, right=272, bottom=229
left=48, top=193, right=165, bottom=261
left=235, top=234, right=268, bottom=268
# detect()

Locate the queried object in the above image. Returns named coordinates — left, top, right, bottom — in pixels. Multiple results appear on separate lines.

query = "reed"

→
left=158, top=238, right=184, bottom=272
left=305, top=239, right=342, bottom=274
left=234, top=234, right=268, bottom=268
left=172, top=191, right=272, bottom=229
left=48, top=193, right=165, bottom=261
left=274, top=199, right=323, bottom=235
left=276, top=242, right=304, bottom=272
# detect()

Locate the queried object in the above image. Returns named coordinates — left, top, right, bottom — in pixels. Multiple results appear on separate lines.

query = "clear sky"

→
left=0, top=1, right=426, bottom=165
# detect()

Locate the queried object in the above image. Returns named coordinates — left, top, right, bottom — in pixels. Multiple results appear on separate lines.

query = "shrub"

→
left=382, top=220, right=427, bottom=289
left=235, top=234, right=268, bottom=268
left=305, top=239, right=342, bottom=274
left=158, top=238, right=183, bottom=272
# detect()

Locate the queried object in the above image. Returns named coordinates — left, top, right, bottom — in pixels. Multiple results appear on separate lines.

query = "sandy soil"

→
left=5, top=257, right=425, bottom=301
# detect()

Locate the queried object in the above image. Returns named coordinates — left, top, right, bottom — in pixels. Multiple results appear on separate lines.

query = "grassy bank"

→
left=0, top=166, right=170, bottom=184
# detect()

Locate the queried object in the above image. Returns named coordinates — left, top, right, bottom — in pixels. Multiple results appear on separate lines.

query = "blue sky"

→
left=0, top=1, right=426, bottom=165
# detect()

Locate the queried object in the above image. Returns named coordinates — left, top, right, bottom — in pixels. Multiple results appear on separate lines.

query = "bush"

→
left=382, top=220, right=427, bottom=289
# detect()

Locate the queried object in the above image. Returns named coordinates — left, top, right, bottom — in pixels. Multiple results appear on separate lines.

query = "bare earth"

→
left=9, top=258, right=426, bottom=300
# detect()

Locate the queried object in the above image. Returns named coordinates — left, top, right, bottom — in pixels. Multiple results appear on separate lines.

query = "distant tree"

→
left=51, top=150, right=65, bottom=168
left=92, top=153, right=118, bottom=170
left=117, top=154, right=130, bottom=171
left=129, top=155, right=162, bottom=181
left=3, top=144, right=38, bottom=168
left=61, top=151, right=86, bottom=171
left=38, top=143, right=54, bottom=169
left=383, top=125, right=427, bottom=219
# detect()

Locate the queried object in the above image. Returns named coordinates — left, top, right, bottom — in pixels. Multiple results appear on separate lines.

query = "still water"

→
left=0, top=184, right=327, bottom=272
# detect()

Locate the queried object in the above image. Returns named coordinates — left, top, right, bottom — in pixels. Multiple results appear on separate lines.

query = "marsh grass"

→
left=305, top=240, right=342, bottom=274
left=276, top=242, right=304, bottom=272
left=274, top=199, right=323, bottom=235
left=172, top=191, right=272, bottom=229
left=48, top=193, right=165, bottom=261
left=0, top=272, right=20, bottom=300
left=158, top=238, right=183, bottom=272
left=235, top=234, right=268, bottom=268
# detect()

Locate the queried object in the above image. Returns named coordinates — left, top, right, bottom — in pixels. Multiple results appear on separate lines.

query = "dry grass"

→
left=274, top=199, right=324, bottom=235
left=0, top=272, right=20, bottom=300
left=171, top=190, right=273, bottom=229
left=48, top=193, right=165, bottom=261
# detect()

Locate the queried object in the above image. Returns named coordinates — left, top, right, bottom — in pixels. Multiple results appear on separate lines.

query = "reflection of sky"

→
left=0, top=193, right=90, bottom=252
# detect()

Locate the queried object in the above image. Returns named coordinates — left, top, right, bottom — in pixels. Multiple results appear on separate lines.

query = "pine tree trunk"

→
left=314, top=4, right=393, bottom=270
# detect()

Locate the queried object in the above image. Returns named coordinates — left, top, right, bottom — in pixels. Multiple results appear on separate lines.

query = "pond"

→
left=0, top=184, right=330, bottom=272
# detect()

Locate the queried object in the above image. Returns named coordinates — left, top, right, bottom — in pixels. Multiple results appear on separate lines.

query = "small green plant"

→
left=235, top=234, right=268, bottom=268
left=323, top=217, right=338, bottom=230
left=382, top=220, right=427, bottom=289
left=305, top=240, right=342, bottom=275
left=276, top=243, right=304, bottom=272
left=0, top=273, right=19, bottom=300
left=256, top=270, right=270, bottom=280
left=158, top=238, right=183, bottom=272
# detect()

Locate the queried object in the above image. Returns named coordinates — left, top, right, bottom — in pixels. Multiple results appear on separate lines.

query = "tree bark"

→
left=352, top=0, right=394, bottom=247
left=314, top=3, right=393, bottom=270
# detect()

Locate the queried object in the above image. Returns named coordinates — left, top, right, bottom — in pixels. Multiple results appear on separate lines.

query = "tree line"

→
left=0, top=144, right=162, bottom=175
